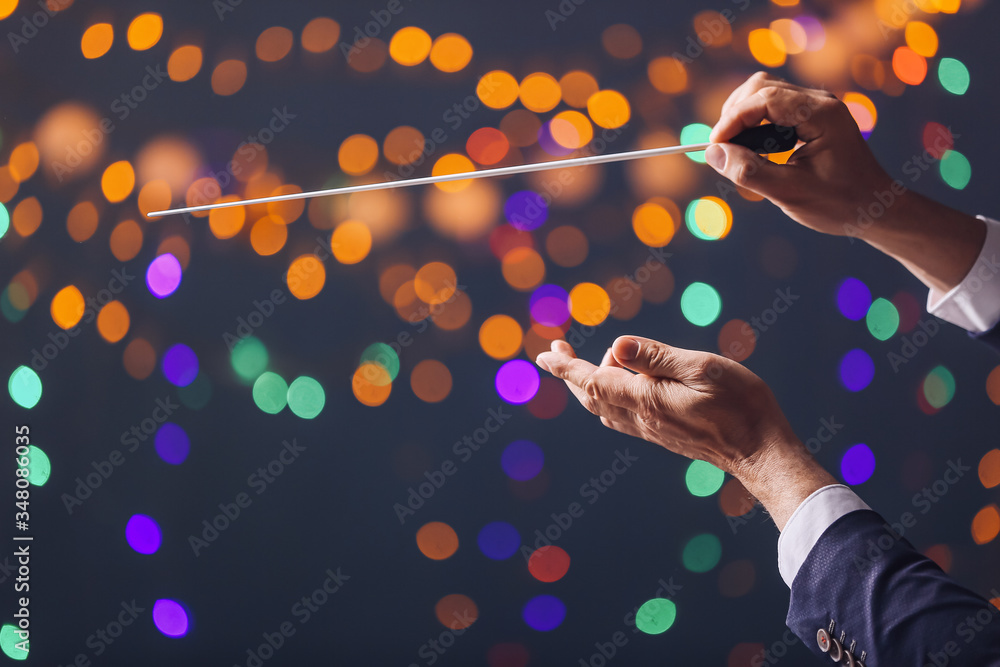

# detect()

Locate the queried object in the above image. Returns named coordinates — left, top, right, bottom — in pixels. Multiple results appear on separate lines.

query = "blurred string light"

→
left=923, top=365, right=956, bottom=408
left=162, top=343, right=199, bottom=387
left=8, top=366, right=41, bottom=409
left=938, top=57, right=969, bottom=94
left=253, top=371, right=287, bottom=414
left=0, top=623, right=26, bottom=659
left=837, top=277, right=872, bottom=320
left=680, top=282, right=722, bottom=326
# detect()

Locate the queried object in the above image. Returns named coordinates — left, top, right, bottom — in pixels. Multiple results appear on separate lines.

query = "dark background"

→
left=2, top=0, right=999, bottom=664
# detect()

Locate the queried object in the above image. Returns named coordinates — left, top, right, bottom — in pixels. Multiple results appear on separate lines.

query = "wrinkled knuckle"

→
left=750, top=71, right=772, bottom=83
left=758, top=86, right=781, bottom=101
left=582, top=375, right=602, bottom=401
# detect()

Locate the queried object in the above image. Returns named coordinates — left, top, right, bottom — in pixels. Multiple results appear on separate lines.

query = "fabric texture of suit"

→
left=787, top=509, right=1000, bottom=665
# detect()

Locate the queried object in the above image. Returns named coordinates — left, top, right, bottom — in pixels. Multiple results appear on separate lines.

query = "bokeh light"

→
left=416, top=521, right=459, bottom=560
left=155, top=422, right=191, bottom=465
left=569, top=282, right=610, bottom=326
left=938, top=57, right=970, bottom=95
left=686, top=460, right=725, bottom=497
left=636, top=598, right=677, bottom=635
left=680, top=282, right=722, bottom=327
left=866, top=297, right=900, bottom=341
left=477, top=522, right=520, bottom=560
left=683, top=533, right=722, bottom=573
left=435, top=594, right=479, bottom=630
left=528, top=545, right=570, bottom=583
left=923, top=365, right=956, bottom=408
left=502, top=440, right=544, bottom=481
left=125, top=514, right=162, bottom=554
left=971, top=505, right=999, bottom=545
left=146, top=253, right=183, bottom=298
left=839, top=349, right=874, bottom=392
left=287, top=376, right=325, bottom=419
left=152, top=600, right=189, bottom=638
left=522, top=595, right=566, bottom=632
left=17, top=445, right=50, bottom=486
left=253, top=372, right=288, bottom=414
left=841, top=443, right=876, bottom=485
left=837, top=277, right=872, bottom=320
left=162, top=343, right=199, bottom=387
left=495, top=360, right=540, bottom=405
left=127, top=13, right=163, bottom=51
left=939, top=150, right=971, bottom=189
left=50, top=285, right=84, bottom=329
left=230, top=337, right=268, bottom=383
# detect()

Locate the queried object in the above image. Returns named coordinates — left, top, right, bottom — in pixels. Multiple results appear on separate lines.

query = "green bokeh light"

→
left=287, top=376, right=325, bottom=419
left=684, top=200, right=711, bottom=241
left=178, top=373, right=212, bottom=410
left=865, top=297, right=900, bottom=341
left=685, top=460, right=725, bottom=497
left=923, top=365, right=956, bottom=409
left=9, top=366, right=42, bottom=409
left=680, top=282, right=722, bottom=327
left=253, top=372, right=288, bottom=414
left=636, top=598, right=677, bottom=635
left=1, top=286, right=27, bottom=323
left=18, top=445, right=51, bottom=486
left=938, top=57, right=969, bottom=95
left=939, top=150, right=971, bottom=190
left=680, top=123, right=712, bottom=163
left=0, top=624, right=27, bottom=660
left=230, top=337, right=269, bottom=383
left=682, top=533, right=722, bottom=573
left=0, top=202, right=9, bottom=241
left=361, top=342, right=399, bottom=383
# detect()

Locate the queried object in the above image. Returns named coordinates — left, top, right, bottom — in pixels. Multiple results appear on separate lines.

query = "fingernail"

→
left=616, top=337, right=639, bottom=361
left=705, top=144, right=726, bottom=171
left=535, top=354, right=551, bottom=373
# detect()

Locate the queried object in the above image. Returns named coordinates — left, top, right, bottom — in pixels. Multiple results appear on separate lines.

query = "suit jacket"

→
left=787, top=509, right=1000, bottom=665
left=975, top=322, right=1000, bottom=351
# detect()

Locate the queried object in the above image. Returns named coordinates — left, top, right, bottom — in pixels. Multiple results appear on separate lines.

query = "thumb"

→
left=705, top=143, right=792, bottom=202
left=611, top=336, right=705, bottom=383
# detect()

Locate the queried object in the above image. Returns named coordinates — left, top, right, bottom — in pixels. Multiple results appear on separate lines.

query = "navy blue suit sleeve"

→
left=972, top=321, right=1000, bottom=351
left=786, top=510, right=1000, bottom=666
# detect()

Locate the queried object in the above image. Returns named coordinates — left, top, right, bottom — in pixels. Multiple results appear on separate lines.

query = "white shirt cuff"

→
left=777, top=484, right=870, bottom=588
left=927, top=216, right=1000, bottom=334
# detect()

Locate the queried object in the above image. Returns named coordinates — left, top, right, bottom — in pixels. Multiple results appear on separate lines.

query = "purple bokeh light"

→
left=841, top=443, right=876, bottom=485
left=495, top=360, right=540, bottom=405
left=146, top=253, right=183, bottom=298
left=477, top=521, right=521, bottom=560
left=836, top=277, right=872, bottom=321
left=155, top=422, right=191, bottom=465
left=125, top=514, right=161, bottom=554
left=537, top=121, right=574, bottom=157
left=530, top=284, right=570, bottom=327
left=152, top=599, right=189, bottom=637
left=162, top=343, right=199, bottom=387
left=522, top=595, right=566, bottom=631
left=501, top=440, right=545, bottom=481
left=839, top=348, right=874, bottom=392
left=504, top=190, right=548, bottom=231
